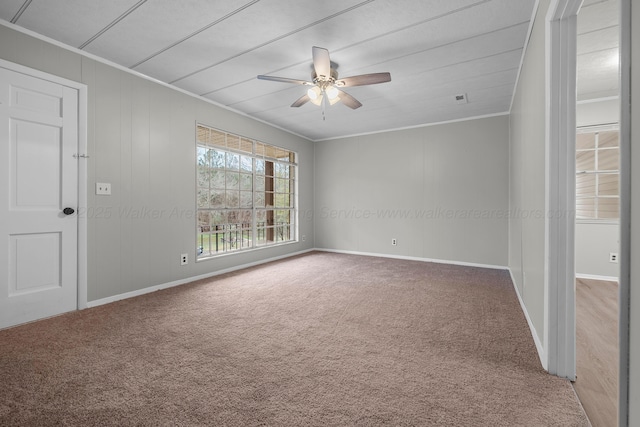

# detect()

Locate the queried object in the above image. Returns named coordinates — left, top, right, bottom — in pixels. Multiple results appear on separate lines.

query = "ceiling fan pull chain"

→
left=322, top=95, right=326, bottom=121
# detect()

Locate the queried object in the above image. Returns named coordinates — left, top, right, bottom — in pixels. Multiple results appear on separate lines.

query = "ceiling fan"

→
left=257, top=46, right=391, bottom=110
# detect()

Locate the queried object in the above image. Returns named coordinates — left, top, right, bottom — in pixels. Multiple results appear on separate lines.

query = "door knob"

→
left=63, top=207, right=75, bottom=215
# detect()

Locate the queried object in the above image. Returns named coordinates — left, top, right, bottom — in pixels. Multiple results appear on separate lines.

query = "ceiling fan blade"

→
left=312, top=46, right=331, bottom=79
left=337, top=90, right=362, bottom=109
left=257, top=75, right=312, bottom=85
left=291, top=94, right=311, bottom=108
left=336, top=72, right=391, bottom=87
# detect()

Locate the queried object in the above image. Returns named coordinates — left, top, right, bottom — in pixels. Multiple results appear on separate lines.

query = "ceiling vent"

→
left=454, top=93, right=468, bottom=104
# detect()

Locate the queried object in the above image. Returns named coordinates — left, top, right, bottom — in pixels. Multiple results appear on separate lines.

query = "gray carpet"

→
left=0, top=251, right=588, bottom=426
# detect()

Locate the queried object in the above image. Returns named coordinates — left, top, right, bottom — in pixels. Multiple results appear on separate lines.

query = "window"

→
left=576, top=127, right=619, bottom=220
left=196, top=124, right=297, bottom=259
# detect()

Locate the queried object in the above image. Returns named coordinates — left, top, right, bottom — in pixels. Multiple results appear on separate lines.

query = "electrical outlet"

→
left=302, top=235, right=306, bottom=242
left=96, top=182, right=111, bottom=195
left=180, top=253, right=188, bottom=265
left=391, top=238, right=397, bottom=246
left=609, top=252, right=618, bottom=263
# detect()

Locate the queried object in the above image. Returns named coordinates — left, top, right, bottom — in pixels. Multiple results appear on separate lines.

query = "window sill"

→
left=196, top=239, right=299, bottom=262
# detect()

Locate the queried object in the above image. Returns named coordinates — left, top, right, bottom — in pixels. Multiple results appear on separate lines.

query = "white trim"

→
left=76, top=79, right=88, bottom=310
left=575, top=273, right=619, bottom=283
left=576, top=95, right=619, bottom=105
left=544, top=0, right=582, bottom=380
left=87, top=248, right=314, bottom=308
left=618, top=0, right=631, bottom=423
left=509, top=269, right=546, bottom=365
left=314, top=248, right=508, bottom=270
left=0, top=58, right=89, bottom=312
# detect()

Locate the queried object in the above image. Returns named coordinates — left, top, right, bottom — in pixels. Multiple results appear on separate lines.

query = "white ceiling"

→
left=0, top=0, right=619, bottom=141
left=577, top=0, right=620, bottom=102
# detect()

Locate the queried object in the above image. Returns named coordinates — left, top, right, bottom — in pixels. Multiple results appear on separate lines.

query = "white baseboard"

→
left=508, top=269, right=546, bottom=369
left=86, top=248, right=315, bottom=308
left=314, top=248, right=508, bottom=270
left=575, top=273, right=619, bottom=283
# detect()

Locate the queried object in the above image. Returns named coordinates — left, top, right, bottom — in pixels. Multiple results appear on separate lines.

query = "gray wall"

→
left=0, top=24, right=315, bottom=303
left=314, top=115, right=509, bottom=267
left=575, top=223, right=620, bottom=278
left=508, top=0, right=549, bottom=350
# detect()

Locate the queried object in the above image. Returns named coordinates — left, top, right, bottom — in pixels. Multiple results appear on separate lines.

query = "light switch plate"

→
left=96, top=182, right=111, bottom=195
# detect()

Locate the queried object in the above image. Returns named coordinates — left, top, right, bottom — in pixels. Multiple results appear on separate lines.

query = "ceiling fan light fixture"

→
left=326, top=86, right=339, bottom=100
left=307, top=86, right=321, bottom=100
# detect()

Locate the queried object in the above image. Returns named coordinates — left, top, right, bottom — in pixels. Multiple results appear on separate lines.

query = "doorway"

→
left=572, top=1, right=621, bottom=426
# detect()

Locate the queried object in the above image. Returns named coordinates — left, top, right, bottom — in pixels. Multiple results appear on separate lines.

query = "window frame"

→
left=195, top=124, right=298, bottom=260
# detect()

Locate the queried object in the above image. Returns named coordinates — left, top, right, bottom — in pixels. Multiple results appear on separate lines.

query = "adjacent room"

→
left=1, top=1, right=638, bottom=426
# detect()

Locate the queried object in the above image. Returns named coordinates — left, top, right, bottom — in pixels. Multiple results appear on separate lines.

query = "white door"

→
left=0, top=66, right=78, bottom=329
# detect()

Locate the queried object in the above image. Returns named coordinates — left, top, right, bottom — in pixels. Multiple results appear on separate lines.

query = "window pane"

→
left=275, top=178, right=289, bottom=193
left=254, top=192, right=265, bottom=208
left=210, top=129, right=226, bottom=148
left=197, top=145, right=209, bottom=164
left=226, top=172, right=239, bottom=190
left=576, top=133, right=595, bottom=150
left=598, top=131, right=618, bottom=148
left=240, top=156, right=252, bottom=172
left=226, top=190, right=240, bottom=208
left=598, top=148, right=618, bottom=171
left=576, top=150, right=595, bottom=172
left=197, top=188, right=209, bottom=208
left=211, top=170, right=225, bottom=189
left=197, top=164, right=210, bottom=188
left=240, top=191, right=253, bottom=208
left=576, top=173, right=596, bottom=198
left=226, top=152, right=239, bottom=170
left=197, top=211, right=210, bottom=229
left=275, top=193, right=290, bottom=208
left=598, top=198, right=619, bottom=219
left=210, top=189, right=225, bottom=208
left=240, top=173, right=252, bottom=191
left=197, top=126, right=209, bottom=144
left=255, top=159, right=265, bottom=175
left=576, top=197, right=596, bottom=219
left=275, top=162, right=289, bottom=178
left=211, top=150, right=225, bottom=169
left=227, top=134, right=240, bottom=151
left=211, top=210, right=226, bottom=227
left=255, top=176, right=265, bottom=191
left=240, top=138, right=253, bottom=154
left=598, top=173, right=619, bottom=196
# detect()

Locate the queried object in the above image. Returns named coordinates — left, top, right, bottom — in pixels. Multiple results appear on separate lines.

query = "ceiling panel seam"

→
left=577, top=46, right=618, bottom=56
left=129, top=0, right=261, bottom=69
left=79, top=0, right=148, bottom=50
left=169, top=0, right=375, bottom=85
left=10, top=0, right=32, bottom=23
left=577, top=24, right=618, bottom=36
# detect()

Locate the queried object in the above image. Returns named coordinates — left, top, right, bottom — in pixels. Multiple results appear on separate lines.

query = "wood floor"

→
left=574, top=278, right=618, bottom=427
